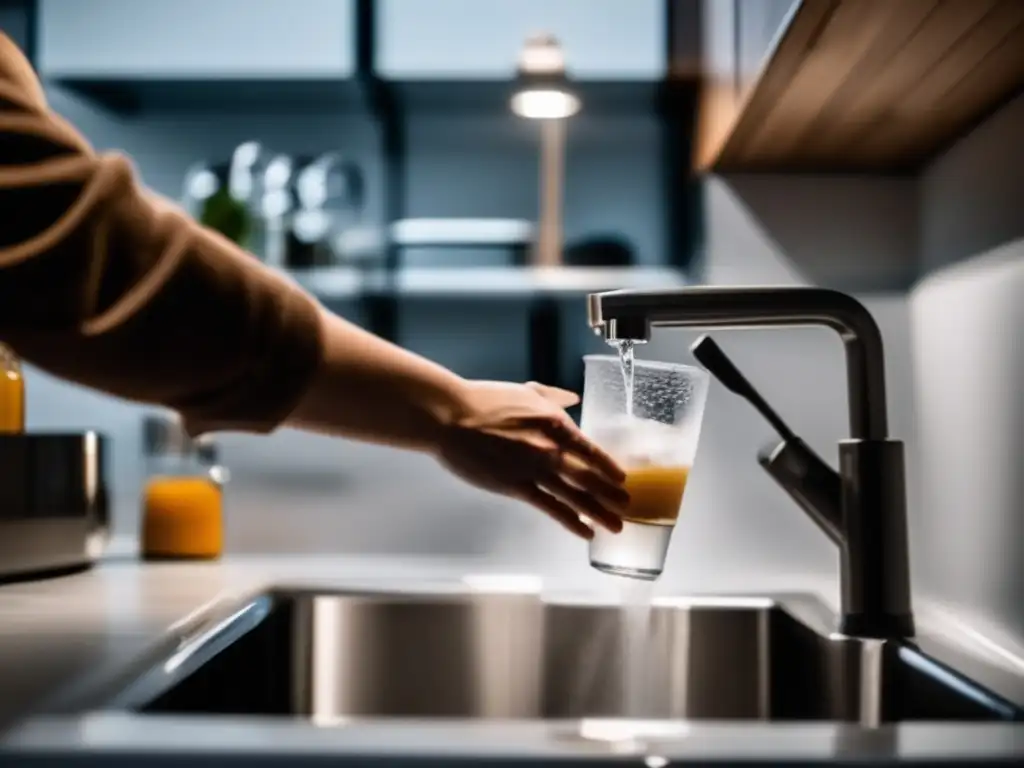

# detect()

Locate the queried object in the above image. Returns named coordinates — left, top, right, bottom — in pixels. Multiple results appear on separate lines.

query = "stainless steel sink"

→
left=93, top=589, right=1022, bottom=723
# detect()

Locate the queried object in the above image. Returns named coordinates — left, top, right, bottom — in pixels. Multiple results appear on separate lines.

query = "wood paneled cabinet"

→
left=697, top=0, right=1024, bottom=173
left=735, top=0, right=799, bottom=99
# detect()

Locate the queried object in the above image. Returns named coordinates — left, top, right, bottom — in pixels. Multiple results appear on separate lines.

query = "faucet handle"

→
left=690, top=334, right=843, bottom=545
left=758, top=439, right=842, bottom=545
left=690, top=335, right=795, bottom=441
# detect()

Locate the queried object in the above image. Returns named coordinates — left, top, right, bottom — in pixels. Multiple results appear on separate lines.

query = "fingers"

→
left=542, top=474, right=624, bottom=534
left=526, top=381, right=580, bottom=409
left=523, top=382, right=624, bottom=483
left=519, top=381, right=628, bottom=540
left=560, top=453, right=630, bottom=512
left=523, top=486, right=594, bottom=540
left=542, top=416, right=626, bottom=484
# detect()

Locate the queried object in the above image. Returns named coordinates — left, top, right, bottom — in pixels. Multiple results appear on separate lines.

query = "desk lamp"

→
left=510, top=34, right=581, bottom=267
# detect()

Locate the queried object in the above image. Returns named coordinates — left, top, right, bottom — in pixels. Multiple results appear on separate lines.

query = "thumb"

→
left=526, top=381, right=580, bottom=408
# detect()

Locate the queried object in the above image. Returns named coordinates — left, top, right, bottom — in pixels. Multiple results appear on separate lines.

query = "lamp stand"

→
left=534, top=117, right=565, bottom=267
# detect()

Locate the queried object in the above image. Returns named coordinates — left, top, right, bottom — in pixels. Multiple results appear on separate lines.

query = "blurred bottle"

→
left=283, top=154, right=317, bottom=268
left=259, top=153, right=296, bottom=269
left=0, top=343, right=25, bottom=434
left=181, top=162, right=219, bottom=220
left=226, top=141, right=271, bottom=258
left=291, top=153, right=365, bottom=268
left=141, top=413, right=229, bottom=561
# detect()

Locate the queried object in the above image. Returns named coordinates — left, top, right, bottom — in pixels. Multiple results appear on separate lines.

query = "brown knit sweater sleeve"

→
left=0, top=34, right=323, bottom=435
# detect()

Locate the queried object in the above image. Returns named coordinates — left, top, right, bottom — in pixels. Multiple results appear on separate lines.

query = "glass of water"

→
left=581, top=354, right=710, bottom=580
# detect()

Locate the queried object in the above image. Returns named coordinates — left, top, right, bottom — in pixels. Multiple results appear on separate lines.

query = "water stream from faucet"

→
left=615, top=339, right=635, bottom=417
left=619, top=578, right=655, bottom=717
left=605, top=339, right=657, bottom=717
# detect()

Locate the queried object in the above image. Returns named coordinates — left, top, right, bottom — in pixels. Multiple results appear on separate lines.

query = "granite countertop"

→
left=0, top=543, right=1022, bottom=765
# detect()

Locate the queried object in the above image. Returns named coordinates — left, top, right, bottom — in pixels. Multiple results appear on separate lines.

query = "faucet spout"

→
left=588, top=287, right=888, bottom=441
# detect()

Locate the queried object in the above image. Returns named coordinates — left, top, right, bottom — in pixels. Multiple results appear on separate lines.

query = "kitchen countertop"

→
left=0, top=544, right=1023, bottom=765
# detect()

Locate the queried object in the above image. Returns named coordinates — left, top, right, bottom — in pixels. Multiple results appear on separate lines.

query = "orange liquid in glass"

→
left=142, top=477, right=223, bottom=559
left=621, top=465, right=690, bottom=526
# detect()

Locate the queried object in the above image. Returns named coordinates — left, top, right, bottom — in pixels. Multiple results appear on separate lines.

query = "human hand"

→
left=434, top=380, right=628, bottom=539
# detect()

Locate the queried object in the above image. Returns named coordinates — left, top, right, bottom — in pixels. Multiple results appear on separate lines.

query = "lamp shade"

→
left=510, top=34, right=581, bottom=119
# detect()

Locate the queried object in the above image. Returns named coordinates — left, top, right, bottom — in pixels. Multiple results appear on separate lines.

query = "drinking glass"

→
left=581, top=354, right=710, bottom=580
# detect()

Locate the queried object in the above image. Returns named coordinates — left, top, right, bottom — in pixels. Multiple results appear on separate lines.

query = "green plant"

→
left=199, top=187, right=252, bottom=247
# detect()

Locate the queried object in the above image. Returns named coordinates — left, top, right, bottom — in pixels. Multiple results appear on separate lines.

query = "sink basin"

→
left=97, top=589, right=1022, bottom=723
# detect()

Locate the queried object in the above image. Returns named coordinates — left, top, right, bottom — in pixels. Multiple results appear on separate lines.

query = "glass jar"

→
left=141, top=413, right=228, bottom=561
left=0, top=343, right=25, bottom=434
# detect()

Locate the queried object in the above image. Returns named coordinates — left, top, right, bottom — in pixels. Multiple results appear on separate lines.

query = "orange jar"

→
left=141, top=414, right=228, bottom=561
left=0, top=343, right=25, bottom=434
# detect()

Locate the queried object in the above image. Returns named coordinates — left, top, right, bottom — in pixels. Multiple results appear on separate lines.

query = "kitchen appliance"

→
left=0, top=432, right=110, bottom=582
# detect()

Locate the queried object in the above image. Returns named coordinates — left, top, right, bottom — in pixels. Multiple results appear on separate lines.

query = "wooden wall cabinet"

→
left=697, top=0, right=1024, bottom=173
left=735, top=0, right=799, bottom=99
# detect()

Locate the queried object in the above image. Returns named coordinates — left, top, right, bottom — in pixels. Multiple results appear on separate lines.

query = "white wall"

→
left=910, top=92, right=1024, bottom=650
left=920, top=92, right=1024, bottom=271
left=703, top=175, right=919, bottom=290
left=910, top=241, right=1024, bottom=649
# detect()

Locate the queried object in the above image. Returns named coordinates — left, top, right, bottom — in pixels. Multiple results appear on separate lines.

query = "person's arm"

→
left=0, top=34, right=321, bottom=434
left=287, top=305, right=467, bottom=451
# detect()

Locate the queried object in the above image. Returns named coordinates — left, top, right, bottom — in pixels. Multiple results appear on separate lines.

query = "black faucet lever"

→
left=691, top=335, right=795, bottom=442
left=690, top=335, right=843, bottom=545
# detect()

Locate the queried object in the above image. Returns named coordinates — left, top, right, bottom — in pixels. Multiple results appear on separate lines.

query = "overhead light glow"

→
left=510, top=88, right=581, bottom=119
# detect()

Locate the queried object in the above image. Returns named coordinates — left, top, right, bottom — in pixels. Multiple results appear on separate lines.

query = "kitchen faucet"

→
left=587, top=286, right=914, bottom=639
